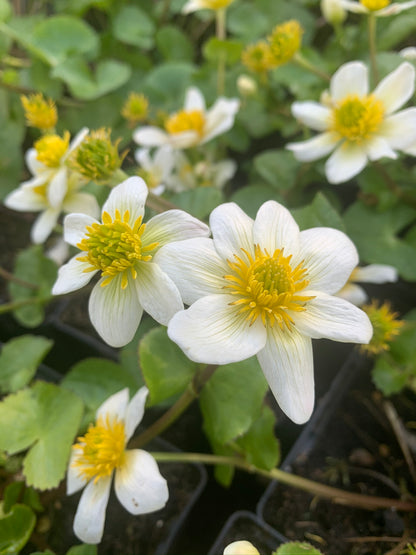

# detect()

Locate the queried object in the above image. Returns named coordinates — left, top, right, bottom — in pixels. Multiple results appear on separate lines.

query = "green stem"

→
left=0, top=296, right=51, bottom=315
left=130, top=365, right=217, bottom=449
left=0, top=267, right=38, bottom=290
left=216, top=8, right=226, bottom=95
left=368, top=14, right=379, bottom=85
left=151, top=451, right=416, bottom=512
left=293, top=52, right=330, bottom=82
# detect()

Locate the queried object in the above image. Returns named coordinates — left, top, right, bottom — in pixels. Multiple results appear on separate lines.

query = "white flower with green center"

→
left=287, top=61, right=416, bottom=184
left=67, top=386, right=168, bottom=544
left=340, top=0, right=416, bottom=16
left=182, top=0, right=235, bottom=13
left=133, top=87, right=240, bottom=150
left=4, top=128, right=99, bottom=243
left=52, top=176, right=210, bottom=347
left=336, top=264, right=398, bottom=306
left=155, top=201, right=373, bottom=424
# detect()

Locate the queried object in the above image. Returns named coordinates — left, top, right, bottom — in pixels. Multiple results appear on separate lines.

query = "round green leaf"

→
left=156, top=25, right=194, bottom=61
left=113, top=5, right=155, bottom=49
left=0, top=504, right=36, bottom=555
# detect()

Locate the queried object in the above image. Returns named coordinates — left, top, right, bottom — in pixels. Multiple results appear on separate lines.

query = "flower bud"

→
left=237, top=74, right=258, bottom=96
left=321, top=0, right=347, bottom=25
left=21, top=93, right=57, bottom=131
left=268, top=20, right=303, bottom=66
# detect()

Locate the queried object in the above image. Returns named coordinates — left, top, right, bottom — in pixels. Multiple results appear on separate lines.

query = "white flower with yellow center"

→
left=155, top=201, right=373, bottom=424
left=52, top=176, right=210, bottom=347
left=67, top=386, right=168, bottom=544
left=182, top=0, right=235, bottom=13
left=4, top=128, right=99, bottom=243
left=133, top=87, right=240, bottom=150
left=336, top=264, right=398, bottom=306
left=287, top=61, right=416, bottom=184
left=135, top=145, right=175, bottom=196
left=340, top=0, right=416, bottom=16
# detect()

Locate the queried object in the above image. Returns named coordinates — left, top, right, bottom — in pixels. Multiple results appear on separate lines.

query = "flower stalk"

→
left=150, top=451, right=416, bottom=512
left=368, top=13, right=379, bottom=84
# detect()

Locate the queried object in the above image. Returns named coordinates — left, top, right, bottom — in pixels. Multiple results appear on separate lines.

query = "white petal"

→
left=153, top=145, right=176, bottom=177
left=67, top=127, right=89, bottom=155
left=339, top=0, right=368, bottom=12
left=134, top=261, right=183, bottom=325
left=287, top=132, right=339, bottom=162
left=73, top=477, right=112, bottom=544
left=210, top=202, right=254, bottom=262
left=336, top=283, right=368, bottom=306
left=377, top=0, right=416, bottom=14
left=253, top=200, right=300, bottom=257
left=47, top=167, right=67, bottom=209
left=102, top=176, right=147, bottom=226
left=31, top=209, right=60, bottom=244
left=63, top=213, right=98, bottom=247
left=203, top=98, right=240, bottom=143
left=181, top=0, right=202, bottom=13
left=325, top=142, right=368, bottom=184
left=380, top=108, right=416, bottom=150
left=133, top=127, right=170, bottom=147
left=4, top=186, right=46, bottom=212
left=168, top=130, right=200, bottom=149
left=297, top=227, right=358, bottom=294
left=167, top=295, right=267, bottom=364
left=365, top=136, right=397, bottom=161
left=26, top=148, right=45, bottom=175
left=52, top=255, right=96, bottom=295
left=353, top=264, right=398, bottom=283
left=96, top=388, right=129, bottom=422
left=89, top=273, right=143, bottom=348
left=135, top=147, right=152, bottom=169
left=67, top=447, right=88, bottom=495
left=124, top=387, right=149, bottom=441
left=374, top=62, right=415, bottom=114
left=224, top=541, right=260, bottom=555
left=115, top=450, right=168, bottom=514
left=155, top=238, right=229, bottom=305
left=291, top=101, right=331, bottom=131
left=63, top=192, right=100, bottom=219
left=257, top=327, right=314, bottom=425
left=142, top=209, right=210, bottom=249
left=184, top=87, right=206, bottom=111
left=330, top=61, right=369, bottom=100
left=293, top=291, right=373, bottom=343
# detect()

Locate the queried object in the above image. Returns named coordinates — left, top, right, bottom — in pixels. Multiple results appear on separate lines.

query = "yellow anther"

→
left=332, top=94, right=384, bottom=142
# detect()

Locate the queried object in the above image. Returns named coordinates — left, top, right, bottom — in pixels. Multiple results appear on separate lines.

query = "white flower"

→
left=155, top=201, right=373, bottom=424
left=321, top=0, right=347, bottom=24
left=182, top=0, right=235, bottom=13
left=4, top=128, right=99, bottom=244
left=52, top=176, right=210, bottom=347
left=287, top=61, right=416, bottom=184
left=400, top=46, right=416, bottom=60
left=223, top=540, right=260, bottom=555
left=166, top=151, right=236, bottom=192
left=135, top=145, right=176, bottom=195
left=337, top=264, right=398, bottom=305
left=340, top=0, right=416, bottom=16
left=67, top=387, right=168, bottom=544
left=133, top=87, right=240, bottom=150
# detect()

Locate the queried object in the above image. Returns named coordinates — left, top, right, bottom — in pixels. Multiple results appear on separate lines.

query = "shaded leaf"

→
left=0, top=504, right=35, bottom=555
left=293, top=193, right=345, bottom=231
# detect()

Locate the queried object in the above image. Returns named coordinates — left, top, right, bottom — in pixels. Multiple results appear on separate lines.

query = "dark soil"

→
left=261, top=367, right=416, bottom=555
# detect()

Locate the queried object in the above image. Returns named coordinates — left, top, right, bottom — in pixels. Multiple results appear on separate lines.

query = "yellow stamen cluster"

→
left=34, top=131, right=70, bottom=168
left=121, top=92, right=149, bottom=125
left=165, top=109, right=206, bottom=137
left=332, top=94, right=384, bottom=143
left=241, top=41, right=276, bottom=74
left=224, top=245, right=313, bottom=329
left=77, top=210, right=159, bottom=289
left=21, top=93, right=57, bottom=131
left=268, top=20, right=303, bottom=66
left=360, top=0, right=390, bottom=10
left=361, top=300, right=404, bottom=355
left=69, top=128, right=124, bottom=183
left=72, top=415, right=126, bottom=482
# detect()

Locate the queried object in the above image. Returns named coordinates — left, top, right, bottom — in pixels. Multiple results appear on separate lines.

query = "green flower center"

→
left=332, top=94, right=384, bottom=143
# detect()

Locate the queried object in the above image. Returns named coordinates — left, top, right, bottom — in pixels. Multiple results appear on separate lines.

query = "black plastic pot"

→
left=208, top=511, right=287, bottom=555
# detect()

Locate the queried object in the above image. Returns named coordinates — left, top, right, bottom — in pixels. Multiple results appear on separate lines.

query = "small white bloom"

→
left=166, top=151, right=236, bottom=192
left=287, top=61, right=416, bottom=184
left=337, top=264, right=398, bottom=305
left=223, top=540, right=260, bottom=555
left=321, top=0, right=347, bottom=24
left=399, top=46, right=416, bottom=60
left=67, top=387, right=168, bottom=544
left=135, top=145, right=176, bottom=195
left=182, top=0, right=235, bottom=13
left=237, top=74, right=258, bottom=97
left=156, top=201, right=372, bottom=425
left=133, top=87, right=240, bottom=150
left=340, top=0, right=416, bottom=16
left=52, top=176, right=210, bottom=347
left=4, top=128, right=99, bottom=243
